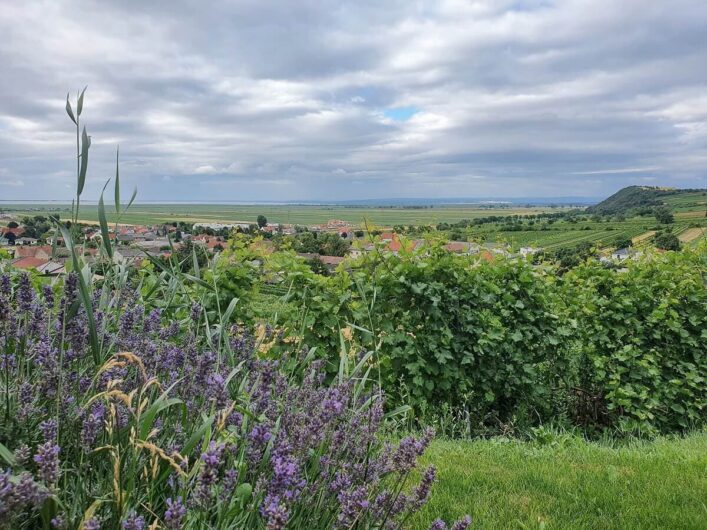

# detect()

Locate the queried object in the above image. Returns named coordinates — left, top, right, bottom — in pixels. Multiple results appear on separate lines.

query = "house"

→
left=319, top=255, right=345, bottom=271
left=0, top=227, right=23, bottom=245
left=193, top=222, right=250, bottom=231
left=11, top=256, right=48, bottom=270
left=36, top=260, right=65, bottom=276
left=444, top=241, right=479, bottom=255
left=483, top=242, right=510, bottom=255
left=14, top=245, right=53, bottom=260
left=611, top=248, right=631, bottom=261
left=297, top=253, right=346, bottom=272
left=193, top=235, right=226, bottom=252
left=116, top=233, right=135, bottom=244
left=520, top=246, right=542, bottom=257
left=134, top=238, right=171, bottom=253
left=113, top=248, right=145, bottom=265
left=477, top=250, right=495, bottom=263
left=16, top=237, right=38, bottom=246
left=326, top=219, right=350, bottom=229
left=386, top=234, right=423, bottom=254
left=1, top=226, right=25, bottom=237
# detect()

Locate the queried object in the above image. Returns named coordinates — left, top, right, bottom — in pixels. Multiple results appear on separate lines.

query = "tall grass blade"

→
left=98, top=190, right=113, bottom=259
left=78, top=126, right=89, bottom=196
left=126, top=186, right=137, bottom=211
left=65, top=93, right=77, bottom=125
left=114, top=147, right=120, bottom=215
left=77, top=86, right=87, bottom=116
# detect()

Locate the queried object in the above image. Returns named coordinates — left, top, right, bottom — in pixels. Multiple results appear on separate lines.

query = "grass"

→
left=412, top=432, right=707, bottom=530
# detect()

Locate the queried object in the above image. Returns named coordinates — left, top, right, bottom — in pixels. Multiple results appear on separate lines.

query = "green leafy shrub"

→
left=563, top=247, right=706, bottom=434
left=277, top=244, right=573, bottom=432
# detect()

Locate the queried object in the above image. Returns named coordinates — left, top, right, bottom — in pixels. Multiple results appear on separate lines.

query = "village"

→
left=0, top=213, right=644, bottom=278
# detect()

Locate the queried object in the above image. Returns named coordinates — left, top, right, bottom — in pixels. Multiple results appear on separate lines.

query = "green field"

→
left=0, top=203, right=569, bottom=227
left=413, top=432, right=707, bottom=530
left=469, top=218, right=706, bottom=250
left=663, top=190, right=707, bottom=212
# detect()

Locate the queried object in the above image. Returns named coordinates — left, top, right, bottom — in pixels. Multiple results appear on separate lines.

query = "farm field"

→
left=412, top=432, right=707, bottom=530
left=678, top=226, right=706, bottom=243
left=663, top=190, right=707, bottom=212
left=0, top=203, right=566, bottom=227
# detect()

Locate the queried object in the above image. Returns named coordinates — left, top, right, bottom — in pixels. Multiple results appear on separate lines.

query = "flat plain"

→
left=1, top=203, right=568, bottom=227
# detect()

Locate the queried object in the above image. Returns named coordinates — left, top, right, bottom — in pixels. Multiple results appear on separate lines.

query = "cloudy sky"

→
left=1, top=0, right=706, bottom=202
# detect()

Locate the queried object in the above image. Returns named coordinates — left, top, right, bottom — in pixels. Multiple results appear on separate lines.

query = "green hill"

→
left=588, top=186, right=706, bottom=215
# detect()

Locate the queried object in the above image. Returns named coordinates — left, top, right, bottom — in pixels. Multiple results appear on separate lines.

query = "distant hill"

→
left=587, top=186, right=705, bottom=215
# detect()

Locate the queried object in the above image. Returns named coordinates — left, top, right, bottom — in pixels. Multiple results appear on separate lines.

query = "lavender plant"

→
left=0, top=273, right=468, bottom=529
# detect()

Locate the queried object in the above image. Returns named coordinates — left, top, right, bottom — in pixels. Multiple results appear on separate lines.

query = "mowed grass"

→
left=411, top=433, right=707, bottom=530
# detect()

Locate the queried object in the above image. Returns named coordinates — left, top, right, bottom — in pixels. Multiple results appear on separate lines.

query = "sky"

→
left=0, top=0, right=706, bottom=202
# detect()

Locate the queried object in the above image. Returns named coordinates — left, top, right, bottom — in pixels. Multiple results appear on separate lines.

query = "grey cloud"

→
left=0, top=0, right=705, bottom=202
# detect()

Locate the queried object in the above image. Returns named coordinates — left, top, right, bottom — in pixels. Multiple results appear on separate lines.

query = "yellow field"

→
left=632, top=230, right=656, bottom=244
left=676, top=210, right=707, bottom=219
left=678, top=227, right=705, bottom=242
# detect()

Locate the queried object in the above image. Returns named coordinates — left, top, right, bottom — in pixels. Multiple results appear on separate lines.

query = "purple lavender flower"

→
left=51, top=513, right=67, bottom=529
left=193, top=442, right=225, bottom=504
left=391, top=427, right=434, bottom=473
left=17, top=382, right=36, bottom=423
left=412, top=466, right=437, bottom=509
left=81, top=401, right=107, bottom=452
left=164, top=497, right=187, bottom=529
left=122, top=510, right=146, bottom=530
left=42, top=284, right=55, bottom=309
left=335, top=485, right=369, bottom=529
left=39, top=418, right=58, bottom=442
left=17, top=272, right=35, bottom=312
left=0, top=470, right=48, bottom=519
left=429, top=520, right=448, bottom=530
left=144, top=308, right=162, bottom=334
left=190, top=302, right=201, bottom=322
left=84, top=516, right=101, bottom=530
left=0, top=273, right=10, bottom=296
left=260, top=494, right=289, bottom=530
left=13, top=444, right=31, bottom=465
left=0, top=353, right=15, bottom=372
left=33, top=441, right=60, bottom=487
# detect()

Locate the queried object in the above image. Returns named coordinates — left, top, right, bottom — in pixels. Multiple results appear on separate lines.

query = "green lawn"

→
left=412, top=433, right=707, bottom=529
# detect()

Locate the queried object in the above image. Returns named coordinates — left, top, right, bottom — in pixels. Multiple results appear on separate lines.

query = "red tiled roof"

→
left=479, top=250, right=494, bottom=263
left=444, top=242, right=468, bottom=253
left=319, top=255, right=345, bottom=265
left=386, top=235, right=422, bottom=253
left=15, top=245, right=53, bottom=258
left=1, top=227, right=25, bottom=236
left=11, top=257, right=48, bottom=269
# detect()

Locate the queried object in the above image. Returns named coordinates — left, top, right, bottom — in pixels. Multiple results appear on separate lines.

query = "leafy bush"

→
left=563, top=248, right=706, bottom=434
left=266, top=242, right=706, bottom=436
left=654, top=231, right=680, bottom=251
left=278, top=244, right=573, bottom=432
